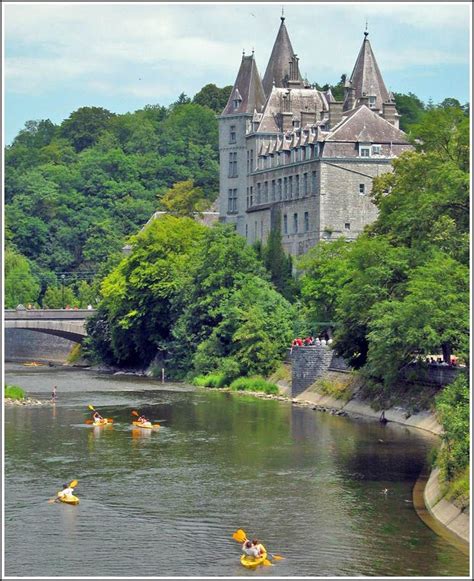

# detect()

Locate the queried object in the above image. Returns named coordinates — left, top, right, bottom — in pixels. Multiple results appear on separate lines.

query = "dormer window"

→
left=372, top=144, right=381, bottom=155
left=233, top=99, right=241, bottom=110
left=368, top=96, right=376, bottom=109
left=229, top=125, right=236, bottom=144
left=359, top=145, right=371, bottom=158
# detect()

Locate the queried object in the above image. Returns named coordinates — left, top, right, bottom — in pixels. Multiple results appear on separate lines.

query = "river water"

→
left=4, top=365, right=470, bottom=577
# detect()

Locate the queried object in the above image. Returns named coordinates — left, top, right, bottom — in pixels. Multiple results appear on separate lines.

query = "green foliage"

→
left=299, top=102, right=469, bottom=388
left=192, top=83, right=233, bottom=113
left=192, top=373, right=227, bottom=388
left=5, top=96, right=220, bottom=289
left=262, top=211, right=298, bottom=301
left=435, top=375, right=470, bottom=483
left=229, top=377, right=279, bottom=395
left=160, top=180, right=210, bottom=217
left=5, top=385, right=25, bottom=400
left=4, top=247, right=41, bottom=308
left=393, top=92, right=425, bottom=131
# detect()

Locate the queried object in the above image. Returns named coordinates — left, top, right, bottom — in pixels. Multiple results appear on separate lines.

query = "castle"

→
left=217, top=17, right=412, bottom=256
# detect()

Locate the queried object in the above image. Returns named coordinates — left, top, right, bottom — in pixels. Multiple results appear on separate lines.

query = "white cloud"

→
left=4, top=2, right=470, bottom=97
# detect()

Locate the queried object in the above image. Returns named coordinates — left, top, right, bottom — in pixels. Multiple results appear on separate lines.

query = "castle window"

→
left=250, top=186, right=253, bottom=206
left=314, top=144, right=319, bottom=158
left=288, top=175, right=293, bottom=199
left=372, top=144, right=382, bottom=155
left=295, top=175, right=300, bottom=197
left=257, top=183, right=261, bottom=204
left=229, top=125, right=236, bottom=144
left=283, top=214, right=288, bottom=234
left=264, top=181, right=268, bottom=202
left=304, top=212, right=309, bottom=232
left=369, top=96, right=376, bottom=109
left=283, top=177, right=288, bottom=199
left=278, top=179, right=282, bottom=200
left=227, top=189, right=238, bottom=214
left=359, top=145, right=370, bottom=157
left=247, top=151, right=250, bottom=173
left=228, top=152, right=238, bottom=177
left=312, top=171, right=317, bottom=193
left=293, top=213, right=298, bottom=234
left=246, top=187, right=249, bottom=208
left=271, top=180, right=276, bottom=201
left=245, top=224, right=248, bottom=238
left=233, top=97, right=242, bottom=111
left=359, top=184, right=366, bottom=195
left=303, top=173, right=308, bottom=196
left=345, top=223, right=351, bottom=230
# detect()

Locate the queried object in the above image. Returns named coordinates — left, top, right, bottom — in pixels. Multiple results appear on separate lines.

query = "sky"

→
left=3, top=1, right=472, bottom=144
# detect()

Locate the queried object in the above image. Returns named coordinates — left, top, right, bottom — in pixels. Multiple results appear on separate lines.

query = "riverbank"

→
left=213, top=385, right=470, bottom=547
left=4, top=396, right=52, bottom=406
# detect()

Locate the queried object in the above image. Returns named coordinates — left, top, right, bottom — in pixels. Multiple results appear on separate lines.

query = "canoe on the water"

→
left=58, top=494, right=79, bottom=505
left=240, top=549, right=268, bottom=568
left=132, top=421, right=159, bottom=430
left=88, top=419, right=112, bottom=426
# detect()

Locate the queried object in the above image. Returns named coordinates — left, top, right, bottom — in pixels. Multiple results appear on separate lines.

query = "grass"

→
left=67, top=343, right=83, bottom=364
left=192, top=373, right=228, bottom=388
left=315, top=376, right=354, bottom=402
left=267, top=363, right=291, bottom=384
left=229, top=376, right=279, bottom=395
left=443, top=466, right=470, bottom=510
left=5, top=384, right=25, bottom=400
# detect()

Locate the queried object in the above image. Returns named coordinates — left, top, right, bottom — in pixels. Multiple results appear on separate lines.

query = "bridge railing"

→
left=4, top=308, right=97, bottom=321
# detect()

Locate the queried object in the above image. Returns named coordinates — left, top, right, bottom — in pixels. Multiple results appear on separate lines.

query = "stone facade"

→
left=290, top=344, right=343, bottom=397
left=218, top=19, right=412, bottom=256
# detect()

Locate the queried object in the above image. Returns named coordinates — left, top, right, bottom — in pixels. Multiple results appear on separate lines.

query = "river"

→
left=4, top=365, right=469, bottom=577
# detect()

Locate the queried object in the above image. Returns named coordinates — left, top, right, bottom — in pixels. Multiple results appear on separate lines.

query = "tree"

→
left=160, top=180, right=210, bottom=217
left=393, top=92, right=425, bottom=131
left=263, top=211, right=298, bottom=301
left=4, top=248, right=41, bottom=308
left=192, top=83, right=233, bottom=113
left=60, top=107, right=116, bottom=152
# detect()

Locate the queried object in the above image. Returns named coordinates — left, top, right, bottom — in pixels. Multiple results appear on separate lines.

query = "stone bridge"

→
left=4, top=308, right=96, bottom=343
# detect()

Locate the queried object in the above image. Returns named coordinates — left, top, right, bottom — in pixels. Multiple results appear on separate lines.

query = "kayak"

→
left=240, top=548, right=268, bottom=569
left=58, top=494, right=80, bottom=505
left=132, top=421, right=158, bottom=430
left=90, top=419, right=112, bottom=426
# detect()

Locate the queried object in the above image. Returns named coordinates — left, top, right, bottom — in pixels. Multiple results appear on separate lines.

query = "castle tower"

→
left=262, top=16, right=304, bottom=96
left=218, top=53, right=266, bottom=233
left=343, top=32, right=391, bottom=114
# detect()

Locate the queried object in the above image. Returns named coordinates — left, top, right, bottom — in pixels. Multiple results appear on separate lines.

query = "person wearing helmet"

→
left=92, top=411, right=104, bottom=424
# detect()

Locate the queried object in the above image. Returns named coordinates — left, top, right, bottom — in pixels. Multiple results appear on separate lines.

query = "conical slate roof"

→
left=222, top=54, right=266, bottom=115
left=262, top=17, right=303, bottom=96
left=344, top=33, right=390, bottom=113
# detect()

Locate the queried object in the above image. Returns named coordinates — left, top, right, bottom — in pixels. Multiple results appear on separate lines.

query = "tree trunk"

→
left=442, top=342, right=451, bottom=364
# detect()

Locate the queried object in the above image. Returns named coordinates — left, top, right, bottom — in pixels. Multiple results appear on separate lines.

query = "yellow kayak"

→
left=132, top=421, right=159, bottom=429
left=58, top=494, right=79, bottom=505
left=240, top=549, right=268, bottom=569
left=89, top=419, right=112, bottom=426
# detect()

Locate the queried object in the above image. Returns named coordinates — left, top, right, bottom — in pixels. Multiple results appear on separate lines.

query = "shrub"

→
left=192, top=373, right=227, bottom=388
left=435, top=375, right=470, bottom=482
left=5, top=384, right=25, bottom=400
left=229, top=376, right=279, bottom=395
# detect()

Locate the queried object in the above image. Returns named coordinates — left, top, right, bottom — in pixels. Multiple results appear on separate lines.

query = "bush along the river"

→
left=434, top=375, right=470, bottom=508
left=5, top=385, right=26, bottom=400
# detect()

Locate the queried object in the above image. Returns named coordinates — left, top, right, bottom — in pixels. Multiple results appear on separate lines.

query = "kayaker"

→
left=56, top=483, right=75, bottom=502
left=242, top=540, right=260, bottom=559
left=252, top=539, right=265, bottom=557
left=137, top=414, right=150, bottom=424
left=93, top=411, right=104, bottom=423
left=51, top=385, right=57, bottom=402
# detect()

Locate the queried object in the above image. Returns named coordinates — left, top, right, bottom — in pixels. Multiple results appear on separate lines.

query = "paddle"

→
left=48, top=479, right=78, bottom=503
left=231, top=529, right=277, bottom=566
left=87, top=405, right=113, bottom=424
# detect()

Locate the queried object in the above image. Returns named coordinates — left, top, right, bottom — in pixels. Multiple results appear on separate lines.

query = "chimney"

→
left=359, top=95, right=369, bottom=107
left=328, top=101, right=344, bottom=130
left=382, top=101, right=400, bottom=129
left=344, top=80, right=355, bottom=111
